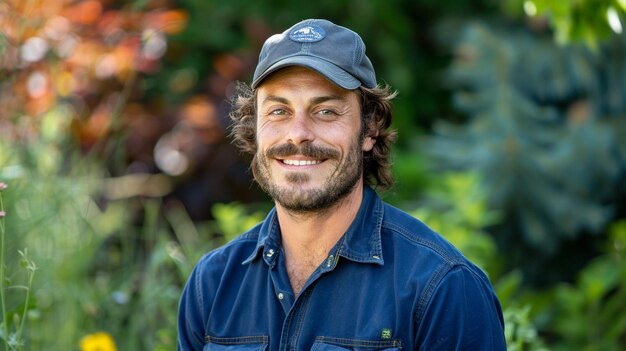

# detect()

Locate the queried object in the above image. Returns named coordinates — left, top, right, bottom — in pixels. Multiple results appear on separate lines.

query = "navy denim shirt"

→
left=178, top=186, right=506, bottom=350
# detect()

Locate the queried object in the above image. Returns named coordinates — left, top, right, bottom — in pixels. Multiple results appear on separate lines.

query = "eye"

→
left=266, top=108, right=291, bottom=120
left=269, top=108, right=288, bottom=115
left=317, top=108, right=337, bottom=117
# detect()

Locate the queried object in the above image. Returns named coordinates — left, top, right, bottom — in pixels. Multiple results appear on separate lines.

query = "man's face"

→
left=253, top=66, right=376, bottom=213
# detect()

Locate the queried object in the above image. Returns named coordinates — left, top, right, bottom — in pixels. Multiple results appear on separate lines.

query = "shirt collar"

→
left=242, top=207, right=282, bottom=267
left=242, top=185, right=385, bottom=267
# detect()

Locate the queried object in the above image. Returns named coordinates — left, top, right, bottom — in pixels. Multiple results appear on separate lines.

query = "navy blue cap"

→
left=252, top=19, right=377, bottom=89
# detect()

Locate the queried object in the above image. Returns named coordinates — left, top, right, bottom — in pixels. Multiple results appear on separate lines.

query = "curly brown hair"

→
left=229, top=81, right=397, bottom=190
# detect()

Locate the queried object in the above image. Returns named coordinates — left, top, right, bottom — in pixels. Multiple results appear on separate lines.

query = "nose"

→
left=286, top=112, right=315, bottom=145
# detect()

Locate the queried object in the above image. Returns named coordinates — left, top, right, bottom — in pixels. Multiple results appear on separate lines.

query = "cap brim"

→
left=251, top=56, right=361, bottom=90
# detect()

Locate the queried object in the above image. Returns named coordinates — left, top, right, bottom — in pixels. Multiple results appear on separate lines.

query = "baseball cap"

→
left=251, top=19, right=377, bottom=90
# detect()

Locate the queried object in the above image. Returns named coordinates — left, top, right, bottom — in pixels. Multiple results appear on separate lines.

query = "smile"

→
left=281, top=159, right=322, bottom=166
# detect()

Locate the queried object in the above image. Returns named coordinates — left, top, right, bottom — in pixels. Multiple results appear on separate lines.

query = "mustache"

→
left=265, top=143, right=340, bottom=160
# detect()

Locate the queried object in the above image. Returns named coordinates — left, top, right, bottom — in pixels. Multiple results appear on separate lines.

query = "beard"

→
left=252, top=137, right=363, bottom=214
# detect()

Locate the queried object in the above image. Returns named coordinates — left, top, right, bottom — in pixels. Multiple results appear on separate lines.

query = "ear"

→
left=362, top=131, right=378, bottom=152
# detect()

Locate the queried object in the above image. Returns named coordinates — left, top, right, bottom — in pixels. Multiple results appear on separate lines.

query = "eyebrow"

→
left=260, top=94, right=346, bottom=106
left=311, top=95, right=346, bottom=104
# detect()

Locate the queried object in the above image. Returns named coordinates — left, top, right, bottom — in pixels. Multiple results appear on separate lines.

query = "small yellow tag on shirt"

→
left=381, top=328, right=392, bottom=339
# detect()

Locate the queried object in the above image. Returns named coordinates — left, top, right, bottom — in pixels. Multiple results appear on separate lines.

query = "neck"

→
left=276, top=182, right=365, bottom=295
left=276, top=181, right=364, bottom=252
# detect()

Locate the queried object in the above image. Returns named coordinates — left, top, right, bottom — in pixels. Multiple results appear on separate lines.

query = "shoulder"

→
left=178, top=222, right=265, bottom=349
left=192, top=223, right=262, bottom=278
left=380, top=202, right=466, bottom=264
left=379, top=202, right=505, bottom=344
left=379, top=201, right=497, bottom=306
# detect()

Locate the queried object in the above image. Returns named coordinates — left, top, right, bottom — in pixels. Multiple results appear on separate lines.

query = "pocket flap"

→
left=204, top=335, right=268, bottom=351
left=312, top=336, right=402, bottom=351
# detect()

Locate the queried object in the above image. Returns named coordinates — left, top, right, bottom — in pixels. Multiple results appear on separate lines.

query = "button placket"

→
left=326, top=254, right=335, bottom=268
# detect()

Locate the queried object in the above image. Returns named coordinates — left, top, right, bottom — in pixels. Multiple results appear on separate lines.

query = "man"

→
left=177, top=18, right=506, bottom=350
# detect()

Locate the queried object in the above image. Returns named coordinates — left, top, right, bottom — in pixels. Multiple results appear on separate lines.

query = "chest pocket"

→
left=311, top=336, right=402, bottom=351
left=204, top=335, right=268, bottom=351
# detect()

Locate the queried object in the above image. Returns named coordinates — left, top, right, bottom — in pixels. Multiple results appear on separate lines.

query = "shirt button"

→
left=277, top=292, right=284, bottom=300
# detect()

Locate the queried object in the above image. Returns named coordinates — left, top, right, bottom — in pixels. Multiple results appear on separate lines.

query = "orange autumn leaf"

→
left=63, top=0, right=103, bottom=25
left=145, top=9, right=188, bottom=34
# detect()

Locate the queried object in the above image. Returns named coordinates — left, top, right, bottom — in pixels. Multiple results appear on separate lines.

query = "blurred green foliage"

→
left=502, top=0, right=626, bottom=48
left=503, top=305, right=549, bottom=351
left=212, top=202, right=266, bottom=243
left=424, top=18, right=626, bottom=285
left=540, top=220, right=626, bottom=350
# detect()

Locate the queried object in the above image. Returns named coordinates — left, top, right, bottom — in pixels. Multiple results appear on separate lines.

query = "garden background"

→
left=1, top=0, right=626, bottom=350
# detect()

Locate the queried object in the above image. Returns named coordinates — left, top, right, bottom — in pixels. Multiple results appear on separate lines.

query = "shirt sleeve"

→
left=177, top=262, right=208, bottom=351
left=415, top=265, right=507, bottom=350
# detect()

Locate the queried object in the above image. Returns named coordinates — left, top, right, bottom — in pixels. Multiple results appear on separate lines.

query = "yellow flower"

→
left=80, top=332, right=117, bottom=351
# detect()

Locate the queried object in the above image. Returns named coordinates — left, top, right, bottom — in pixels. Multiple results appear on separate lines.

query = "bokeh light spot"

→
left=523, top=1, right=538, bottom=17
left=21, top=37, right=49, bottom=62
left=27, top=71, right=48, bottom=98
left=607, top=7, right=623, bottom=34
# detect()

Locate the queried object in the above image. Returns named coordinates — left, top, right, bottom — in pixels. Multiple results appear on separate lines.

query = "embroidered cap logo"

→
left=289, top=25, right=326, bottom=42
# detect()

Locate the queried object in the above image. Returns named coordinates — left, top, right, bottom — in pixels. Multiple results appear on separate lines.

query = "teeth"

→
left=283, top=159, right=321, bottom=166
